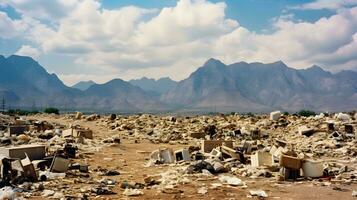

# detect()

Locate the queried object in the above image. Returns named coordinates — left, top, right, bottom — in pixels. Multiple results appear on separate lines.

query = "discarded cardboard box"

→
left=201, top=140, right=233, bottom=153
left=50, top=156, right=69, bottom=173
left=279, top=154, right=302, bottom=170
left=0, top=144, right=46, bottom=160
left=174, top=149, right=191, bottom=162
left=21, top=154, right=37, bottom=181
left=251, top=151, right=273, bottom=167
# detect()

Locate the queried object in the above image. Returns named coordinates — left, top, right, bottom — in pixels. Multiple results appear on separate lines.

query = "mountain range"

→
left=0, top=55, right=356, bottom=113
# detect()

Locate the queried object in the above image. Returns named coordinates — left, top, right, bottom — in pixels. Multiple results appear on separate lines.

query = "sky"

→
left=0, top=0, right=356, bottom=86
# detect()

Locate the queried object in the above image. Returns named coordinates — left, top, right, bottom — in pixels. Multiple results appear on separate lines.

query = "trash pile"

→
left=139, top=111, right=357, bottom=198
left=0, top=113, right=121, bottom=199
left=0, top=110, right=355, bottom=199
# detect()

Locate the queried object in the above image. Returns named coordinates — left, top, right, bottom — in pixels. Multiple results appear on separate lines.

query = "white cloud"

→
left=0, top=0, right=80, bottom=21
left=291, top=0, right=357, bottom=10
left=0, top=11, right=28, bottom=39
left=1, top=0, right=357, bottom=85
left=15, top=45, right=40, bottom=58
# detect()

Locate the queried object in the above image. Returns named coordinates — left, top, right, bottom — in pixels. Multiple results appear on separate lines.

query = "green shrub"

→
left=297, top=110, right=316, bottom=117
left=44, top=107, right=59, bottom=114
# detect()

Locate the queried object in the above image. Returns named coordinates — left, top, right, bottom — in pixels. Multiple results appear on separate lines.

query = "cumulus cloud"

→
left=15, top=45, right=40, bottom=58
left=215, top=7, right=357, bottom=70
left=0, top=0, right=80, bottom=21
left=1, top=0, right=357, bottom=85
left=291, top=0, right=357, bottom=10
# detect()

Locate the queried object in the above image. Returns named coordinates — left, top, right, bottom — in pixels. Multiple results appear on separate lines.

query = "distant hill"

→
left=161, top=58, right=357, bottom=112
left=72, top=80, right=96, bottom=91
left=0, top=55, right=356, bottom=113
left=0, top=55, right=81, bottom=109
left=77, top=79, right=167, bottom=112
left=0, top=55, right=162, bottom=112
left=129, top=77, right=177, bottom=95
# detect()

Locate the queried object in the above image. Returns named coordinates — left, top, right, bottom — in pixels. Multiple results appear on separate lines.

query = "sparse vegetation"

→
left=297, top=110, right=316, bottom=117
left=44, top=107, right=59, bottom=114
left=7, top=109, right=39, bottom=115
left=246, top=112, right=255, bottom=117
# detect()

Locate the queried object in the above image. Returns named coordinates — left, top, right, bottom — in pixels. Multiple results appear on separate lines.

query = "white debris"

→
left=270, top=111, right=281, bottom=121
left=210, top=183, right=223, bottom=189
left=39, top=171, right=66, bottom=180
left=202, top=169, right=213, bottom=176
left=250, top=190, right=268, bottom=198
left=0, top=187, right=17, bottom=200
left=352, top=190, right=357, bottom=197
left=314, top=113, right=325, bottom=119
left=123, top=188, right=143, bottom=196
left=42, top=189, right=55, bottom=197
left=218, top=175, right=245, bottom=186
left=336, top=113, right=350, bottom=122
left=197, top=187, right=208, bottom=194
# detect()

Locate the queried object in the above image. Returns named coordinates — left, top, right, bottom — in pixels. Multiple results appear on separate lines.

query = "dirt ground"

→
left=26, top=115, right=357, bottom=200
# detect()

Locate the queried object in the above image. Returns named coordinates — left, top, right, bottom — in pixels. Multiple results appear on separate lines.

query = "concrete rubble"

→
left=0, top=111, right=355, bottom=199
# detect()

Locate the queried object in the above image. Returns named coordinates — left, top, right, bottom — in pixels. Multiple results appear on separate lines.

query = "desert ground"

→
left=0, top=111, right=356, bottom=199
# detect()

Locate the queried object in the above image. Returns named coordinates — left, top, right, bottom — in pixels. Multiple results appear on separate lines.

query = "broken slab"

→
left=298, top=126, right=315, bottom=137
left=189, top=132, right=205, bottom=139
left=251, top=151, right=273, bottom=167
left=62, top=128, right=93, bottom=139
left=0, top=144, right=46, bottom=160
left=201, top=140, right=233, bottom=153
left=220, top=145, right=239, bottom=159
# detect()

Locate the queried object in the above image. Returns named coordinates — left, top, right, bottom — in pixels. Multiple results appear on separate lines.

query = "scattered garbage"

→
left=0, top=111, right=355, bottom=199
left=123, top=188, right=143, bottom=196
left=250, top=190, right=268, bottom=198
left=218, top=175, right=245, bottom=186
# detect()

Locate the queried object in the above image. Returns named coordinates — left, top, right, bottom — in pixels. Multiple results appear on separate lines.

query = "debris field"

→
left=0, top=111, right=356, bottom=199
